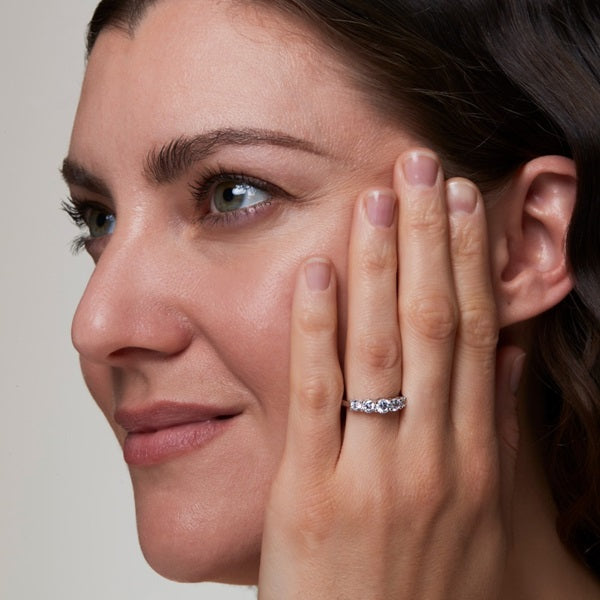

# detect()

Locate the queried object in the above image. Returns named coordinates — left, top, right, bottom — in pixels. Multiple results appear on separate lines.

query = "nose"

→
left=71, top=233, right=193, bottom=366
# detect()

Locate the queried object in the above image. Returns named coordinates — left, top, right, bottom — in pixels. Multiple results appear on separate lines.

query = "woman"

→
left=62, top=0, right=600, bottom=596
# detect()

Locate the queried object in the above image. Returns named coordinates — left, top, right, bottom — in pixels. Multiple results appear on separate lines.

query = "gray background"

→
left=1, top=1, right=256, bottom=598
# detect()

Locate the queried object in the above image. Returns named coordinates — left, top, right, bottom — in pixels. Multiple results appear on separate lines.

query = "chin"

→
left=128, top=451, right=276, bottom=584
left=134, top=490, right=264, bottom=584
left=138, top=523, right=261, bottom=584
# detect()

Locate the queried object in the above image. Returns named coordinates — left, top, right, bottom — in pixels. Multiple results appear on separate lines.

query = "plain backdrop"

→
left=1, top=1, right=255, bottom=598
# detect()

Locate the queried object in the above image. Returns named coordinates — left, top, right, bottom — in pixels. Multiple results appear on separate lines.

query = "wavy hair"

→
left=86, top=0, right=600, bottom=574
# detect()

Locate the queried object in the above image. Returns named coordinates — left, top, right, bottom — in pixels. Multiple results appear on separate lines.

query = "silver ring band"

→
left=342, top=396, right=407, bottom=414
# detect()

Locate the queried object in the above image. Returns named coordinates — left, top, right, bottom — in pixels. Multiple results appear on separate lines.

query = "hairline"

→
left=86, top=0, right=162, bottom=57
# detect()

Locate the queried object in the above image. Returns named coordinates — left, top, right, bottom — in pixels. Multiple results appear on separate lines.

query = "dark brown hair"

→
left=86, top=0, right=600, bottom=574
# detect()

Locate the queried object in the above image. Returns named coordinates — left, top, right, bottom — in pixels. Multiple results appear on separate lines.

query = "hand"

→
left=258, top=149, right=523, bottom=599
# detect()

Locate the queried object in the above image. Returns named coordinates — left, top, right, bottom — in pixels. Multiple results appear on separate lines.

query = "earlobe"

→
left=489, top=156, right=577, bottom=327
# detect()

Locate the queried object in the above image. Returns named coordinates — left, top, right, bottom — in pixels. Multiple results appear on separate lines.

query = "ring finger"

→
left=343, top=188, right=403, bottom=447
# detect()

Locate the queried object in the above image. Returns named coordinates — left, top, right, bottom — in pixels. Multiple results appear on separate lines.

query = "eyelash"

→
left=62, top=169, right=292, bottom=253
left=189, top=168, right=292, bottom=227
left=61, top=197, right=106, bottom=254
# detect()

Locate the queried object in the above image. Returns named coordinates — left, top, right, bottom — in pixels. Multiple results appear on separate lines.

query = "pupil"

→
left=224, top=185, right=245, bottom=204
left=223, top=187, right=236, bottom=203
left=96, top=214, right=107, bottom=228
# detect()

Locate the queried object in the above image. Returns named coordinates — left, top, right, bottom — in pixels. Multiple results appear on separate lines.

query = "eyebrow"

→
left=60, top=158, right=112, bottom=197
left=61, top=127, right=330, bottom=194
left=144, top=127, right=330, bottom=185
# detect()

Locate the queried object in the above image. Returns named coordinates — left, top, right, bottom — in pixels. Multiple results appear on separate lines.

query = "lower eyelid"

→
left=198, top=199, right=275, bottom=227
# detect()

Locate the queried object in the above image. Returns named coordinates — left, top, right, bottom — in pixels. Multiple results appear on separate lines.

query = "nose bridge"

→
left=71, top=230, right=192, bottom=363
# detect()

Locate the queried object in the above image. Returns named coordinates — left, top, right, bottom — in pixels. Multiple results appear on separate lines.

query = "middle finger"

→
left=396, top=150, right=457, bottom=434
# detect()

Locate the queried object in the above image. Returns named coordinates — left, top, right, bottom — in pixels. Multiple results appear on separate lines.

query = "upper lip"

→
left=114, top=401, right=242, bottom=433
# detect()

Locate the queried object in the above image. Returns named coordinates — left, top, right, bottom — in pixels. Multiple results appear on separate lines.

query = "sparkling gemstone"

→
left=390, top=397, right=403, bottom=411
left=376, top=399, right=391, bottom=413
left=350, top=400, right=362, bottom=412
left=363, top=400, right=376, bottom=413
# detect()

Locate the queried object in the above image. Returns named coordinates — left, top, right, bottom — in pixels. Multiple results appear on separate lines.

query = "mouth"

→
left=115, top=402, right=242, bottom=466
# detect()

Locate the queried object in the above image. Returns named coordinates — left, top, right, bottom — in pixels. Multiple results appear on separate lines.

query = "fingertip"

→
left=495, top=346, right=525, bottom=456
left=304, top=258, right=333, bottom=292
left=446, top=179, right=481, bottom=215
left=496, top=346, right=527, bottom=398
left=363, top=189, right=397, bottom=229
left=509, top=352, right=527, bottom=396
left=397, top=149, right=441, bottom=188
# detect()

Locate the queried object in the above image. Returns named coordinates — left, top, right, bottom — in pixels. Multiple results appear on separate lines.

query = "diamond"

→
left=376, top=399, right=391, bottom=413
left=363, top=400, right=376, bottom=413
left=350, top=400, right=362, bottom=412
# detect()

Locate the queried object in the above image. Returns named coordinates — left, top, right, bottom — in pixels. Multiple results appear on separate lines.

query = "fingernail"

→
left=305, top=259, right=331, bottom=291
left=402, top=152, right=439, bottom=187
left=447, top=180, right=478, bottom=214
left=366, top=191, right=395, bottom=228
left=510, top=353, right=527, bottom=395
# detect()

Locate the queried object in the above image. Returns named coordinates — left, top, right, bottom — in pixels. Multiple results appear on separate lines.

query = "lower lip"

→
left=123, top=418, right=234, bottom=466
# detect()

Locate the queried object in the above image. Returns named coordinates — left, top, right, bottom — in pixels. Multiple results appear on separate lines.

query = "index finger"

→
left=284, top=258, right=343, bottom=477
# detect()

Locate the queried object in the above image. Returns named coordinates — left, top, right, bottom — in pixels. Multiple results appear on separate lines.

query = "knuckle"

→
left=297, top=374, right=343, bottom=409
left=295, top=495, right=336, bottom=536
left=407, top=201, right=447, bottom=236
left=459, top=305, right=498, bottom=349
left=408, top=474, right=452, bottom=525
left=403, top=294, right=458, bottom=341
left=339, top=476, right=400, bottom=532
left=357, top=239, right=397, bottom=276
left=296, top=307, right=336, bottom=337
left=400, top=449, right=451, bottom=512
left=356, top=331, right=401, bottom=372
left=452, top=224, right=484, bottom=258
left=461, top=459, right=498, bottom=508
left=281, top=487, right=338, bottom=547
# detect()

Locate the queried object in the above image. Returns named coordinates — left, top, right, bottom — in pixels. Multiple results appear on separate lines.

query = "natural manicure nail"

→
left=305, top=260, right=331, bottom=291
left=402, top=153, right=439, bottom=187
left=366, top=191, right=395, bottom=228
left=447, top=180, right=478, bottom=214
left=510, top=353, right=527, bottom=395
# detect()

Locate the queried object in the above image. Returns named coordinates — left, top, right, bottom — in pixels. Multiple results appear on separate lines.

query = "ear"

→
left=487, top=156, right=577, bottom=327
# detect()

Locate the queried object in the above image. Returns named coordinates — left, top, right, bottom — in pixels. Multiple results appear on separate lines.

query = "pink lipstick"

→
left=115, top=402, right=240, bottom=466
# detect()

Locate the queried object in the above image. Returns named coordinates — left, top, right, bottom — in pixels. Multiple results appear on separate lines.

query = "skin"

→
left=66, top=0, right=600, bottom=595
left=68, top=0, right=416, bottom=583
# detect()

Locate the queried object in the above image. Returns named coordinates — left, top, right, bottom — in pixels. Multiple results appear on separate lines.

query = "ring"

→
left=342, top=395, right=407, bottom=414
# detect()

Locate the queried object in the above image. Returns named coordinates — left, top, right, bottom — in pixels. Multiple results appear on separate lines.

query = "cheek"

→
left=209, top=221, right=352, bottom=408
left=75, top=205, right=355, bottom=584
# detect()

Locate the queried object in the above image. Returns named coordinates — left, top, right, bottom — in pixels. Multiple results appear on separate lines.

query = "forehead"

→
left=70, top=0, right=389, bottom=168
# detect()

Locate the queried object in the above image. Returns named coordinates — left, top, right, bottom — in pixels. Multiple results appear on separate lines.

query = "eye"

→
left=62, top=198, right=115, bottom=239
left=82, top=205, right=116, bottom=238
left=211, top=181, right=272, bottom=213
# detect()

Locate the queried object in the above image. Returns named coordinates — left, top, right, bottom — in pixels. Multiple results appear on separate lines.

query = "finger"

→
left=284, top=258, right=343, bottom=477
left=396, top=150, right=457, bottom=432
left=494, top=346, right=524, bottom=522
left=343, top=189, right=403, bottom=444
left=445, top=179, right=499, bottom=437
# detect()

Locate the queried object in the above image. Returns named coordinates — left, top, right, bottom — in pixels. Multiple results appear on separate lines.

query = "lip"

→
left=115, top=402, right=241, bottom=466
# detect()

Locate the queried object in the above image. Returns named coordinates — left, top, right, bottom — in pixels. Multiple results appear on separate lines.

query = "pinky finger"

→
left=284, top=258, right=344, bottom=478
left=495, top=346, right=525, bottom=521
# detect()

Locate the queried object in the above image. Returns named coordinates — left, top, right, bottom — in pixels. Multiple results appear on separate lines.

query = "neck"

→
left=500, top=384, right=600, bottom=599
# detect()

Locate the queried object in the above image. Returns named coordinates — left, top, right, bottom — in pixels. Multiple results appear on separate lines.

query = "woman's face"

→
left=67, top=0, right=417, bottom=584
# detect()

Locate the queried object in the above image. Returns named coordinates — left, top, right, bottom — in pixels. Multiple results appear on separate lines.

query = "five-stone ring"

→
left=342, top=396, right=407, bottom=414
